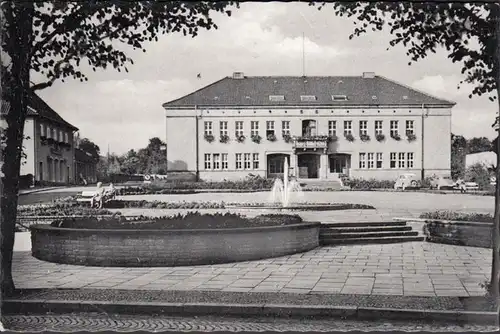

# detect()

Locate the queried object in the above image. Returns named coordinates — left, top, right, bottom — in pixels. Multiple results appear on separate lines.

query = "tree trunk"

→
left=0, top=2, right=34, bottom=298
left=490, top=3, right=500, bottom=302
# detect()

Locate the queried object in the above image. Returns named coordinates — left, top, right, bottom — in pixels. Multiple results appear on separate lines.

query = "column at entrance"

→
left=290, top=154, right=297, bottom=178
left=320, top=154, right=328, bottom=179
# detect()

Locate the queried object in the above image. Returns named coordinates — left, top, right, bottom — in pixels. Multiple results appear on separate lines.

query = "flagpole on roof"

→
left=302, top=32, right=305, bottom=77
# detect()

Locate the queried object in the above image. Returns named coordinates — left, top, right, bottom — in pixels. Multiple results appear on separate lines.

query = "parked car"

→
left=429, top=175, right=456, bottom=190
left=394, top=173, right=421, bottom=190
left=454, top=179, right=479, bottom=193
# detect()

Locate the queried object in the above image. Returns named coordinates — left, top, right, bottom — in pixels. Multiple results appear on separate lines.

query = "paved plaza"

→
left=13, top=242, right=491, bottom=297
left=13, top=189, right=494, bottom=298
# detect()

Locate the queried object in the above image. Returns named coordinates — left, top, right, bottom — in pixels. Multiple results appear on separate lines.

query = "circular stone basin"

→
left=30, top=214, right=321, bottom=267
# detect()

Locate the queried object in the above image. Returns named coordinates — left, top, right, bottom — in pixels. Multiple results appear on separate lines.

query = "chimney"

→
left=232, top=72, right=245, bottom=79
left=362, top=72, right=376, bottom=79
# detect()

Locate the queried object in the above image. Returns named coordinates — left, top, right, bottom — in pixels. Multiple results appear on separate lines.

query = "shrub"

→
left=391, top=133, right=401, bottom=141
left=282, top=134, right=293, bottom=143
left=419, top=210, right=493, bottom=223
left=407, top=132, right=417, bottom=142
left=344, top=133, right=355, bottom=142
left=51, top=212, right=304, bottom=230
left=18, top=202, right=118, bottom=217
left=465, top=163, right=491, bottom=190
left=251, top=134, right=262, bottom=144
left=375, top=133, right=385, bottom=142
left=346, top=178, right=395, bottom=189
left=219, top=134, right=230, bottom=143
left=204, top=134, right=215, bottom=143
left=360, top=134, right=370, bottom=142
left=267, top=133, right=277, bottom=142
left=421, top=176, right=433, bottom=189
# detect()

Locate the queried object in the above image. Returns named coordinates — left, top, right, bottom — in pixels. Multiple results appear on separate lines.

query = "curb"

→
left=3, top=299, right=497, bottom=325
left=18, top=187, right=64, bottom=196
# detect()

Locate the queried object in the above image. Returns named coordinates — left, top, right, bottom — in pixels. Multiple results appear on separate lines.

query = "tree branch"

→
left=30, top=4, right=94, bottom=59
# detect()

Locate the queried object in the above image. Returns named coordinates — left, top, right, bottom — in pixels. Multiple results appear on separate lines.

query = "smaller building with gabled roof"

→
left=13, top=92, right=79, bottom=185
left=163, top=72, right=455, bottom=183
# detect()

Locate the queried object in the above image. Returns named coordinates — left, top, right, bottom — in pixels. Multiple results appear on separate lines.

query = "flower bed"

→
left=18, top=203, right=116, bottom=216
left=31, top=213, right=320, bottom=267
left=420, top=211, right=493, bottom=248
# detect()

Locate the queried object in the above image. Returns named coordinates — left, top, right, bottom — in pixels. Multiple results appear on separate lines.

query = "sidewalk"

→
left=8, top=243, right=497, bottom=325
left=13, top=242, right=491, bottom=297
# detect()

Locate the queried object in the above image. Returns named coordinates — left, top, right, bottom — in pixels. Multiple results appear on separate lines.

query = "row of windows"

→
left=204, top=120, right=415, bottom=137
left=204, top=153, right=260, bottom=170
left=358, top=152, right=415, bottom=169
left=40, top=123, right=70, bottom=143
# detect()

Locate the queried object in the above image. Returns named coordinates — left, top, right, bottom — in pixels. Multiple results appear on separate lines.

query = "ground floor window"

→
left=376, top=153, right=383, bottom=169
left=221, top=153, right=228, bottom=170
left=367, top=153, right=374, bottom=169
left=390, top=152, right=415, bottom=169
left=359, top=153, right=366, bottom=169
left=252, top=153, right=259, bottom=169
left=213, top=153, right=221, bottom=170
left=244, top=153, right=251, bottom=169
left=236, top=153, right=243, bottom=170
left=204, top=154, right=211, bottom=170
left=398, top=153, right=406, bottom=168
left=407, top=152, right=414, bottom=168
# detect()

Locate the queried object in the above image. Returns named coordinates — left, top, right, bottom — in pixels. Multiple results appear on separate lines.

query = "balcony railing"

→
left=293, top=135, right=329, bottom=150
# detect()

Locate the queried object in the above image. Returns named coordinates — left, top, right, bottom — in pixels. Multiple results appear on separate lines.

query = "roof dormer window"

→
left=300, top=95, right=316, bottom=102
left=269, top=95, right=285, bottom=102
left=332, top=95, right=348, bottom=101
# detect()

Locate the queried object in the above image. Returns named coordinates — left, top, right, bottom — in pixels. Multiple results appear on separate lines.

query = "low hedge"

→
left=104, top=200, right=225, bottom=209
left=343, top=178, right=395, bottom=190
left=51, top=212, right=304, bottom=230
left=18, top=203, right=117, bottom=217
left=419, top=211, right=493, bottom=223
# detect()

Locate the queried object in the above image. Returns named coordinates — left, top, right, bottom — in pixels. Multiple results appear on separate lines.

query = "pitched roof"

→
left=27, top=92, right=78, bottom=130
left=163, top=74, right=456, bottom=108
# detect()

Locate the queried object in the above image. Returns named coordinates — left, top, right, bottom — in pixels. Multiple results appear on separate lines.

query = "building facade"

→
left=19, top=93, right=78, bottom=185
left=163, top=72, right=455, bottom=182
left=75, top=148, right=98, bottom=184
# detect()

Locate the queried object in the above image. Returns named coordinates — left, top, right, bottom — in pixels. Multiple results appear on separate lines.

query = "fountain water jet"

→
left=270, top=157, right=304, bottom=207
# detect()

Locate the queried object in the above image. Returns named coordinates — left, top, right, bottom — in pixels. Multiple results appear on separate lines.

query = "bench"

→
left=76, top=189, right=116, bottom=208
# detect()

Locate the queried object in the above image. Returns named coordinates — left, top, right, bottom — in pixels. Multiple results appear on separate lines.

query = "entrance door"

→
left=329, top=154, right=350, bottom=178
left=297, top=154, right=320, bottom=179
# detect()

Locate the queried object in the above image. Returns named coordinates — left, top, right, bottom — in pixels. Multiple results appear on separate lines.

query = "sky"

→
left=34, top=2, right=498, bottom=155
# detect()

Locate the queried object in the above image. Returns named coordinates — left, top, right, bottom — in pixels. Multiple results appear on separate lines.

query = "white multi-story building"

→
left=163, top=72, right=455, bottom=182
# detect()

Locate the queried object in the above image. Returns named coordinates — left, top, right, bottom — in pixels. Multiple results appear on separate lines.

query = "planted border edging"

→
left=30, top=222, right=321, bottom=267
left=424, top=219, right=493, bottom=248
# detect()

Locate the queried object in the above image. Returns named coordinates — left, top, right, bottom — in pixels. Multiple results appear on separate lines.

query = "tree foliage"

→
left=314, top=2, right=498, bottom=100
left=0, top=1, right=237, bottom=296
left=78, top=137, right=101, bottom=162
left=314, top=0, right=500, bottom=300
left=451, top=134, right=467, bottom=180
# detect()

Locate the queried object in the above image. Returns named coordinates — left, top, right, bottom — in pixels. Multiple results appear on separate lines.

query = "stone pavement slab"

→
left=13, top=242, right=491, bottom=297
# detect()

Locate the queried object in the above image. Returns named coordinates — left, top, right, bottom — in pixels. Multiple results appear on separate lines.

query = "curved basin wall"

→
left=31, top=223, right=320, bottom=267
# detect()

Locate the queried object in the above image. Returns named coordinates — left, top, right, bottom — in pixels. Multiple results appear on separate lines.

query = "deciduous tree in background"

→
left=315, top=2, right=500, bottom=298
left=78, top=138, right=101, bottom=162
left=1, top=1, right=237, bottom=297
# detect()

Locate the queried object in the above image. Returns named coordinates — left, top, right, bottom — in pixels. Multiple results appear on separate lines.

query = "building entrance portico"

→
left=297, top=153, right=321, bottom=179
